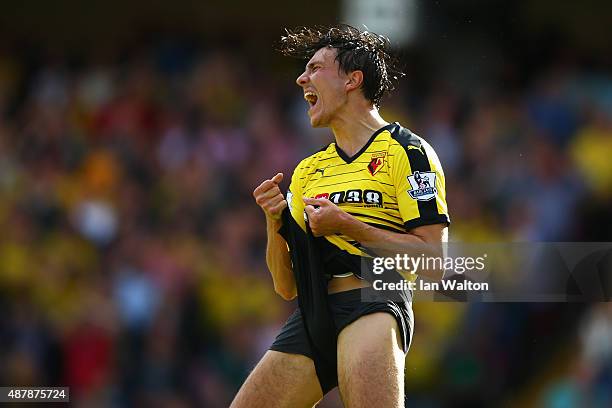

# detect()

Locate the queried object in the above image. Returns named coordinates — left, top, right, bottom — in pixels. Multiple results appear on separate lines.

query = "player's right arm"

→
left=253, top=172, right=297, bottom=300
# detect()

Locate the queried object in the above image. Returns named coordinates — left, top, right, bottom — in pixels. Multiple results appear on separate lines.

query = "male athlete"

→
left=233, top=25, right=450, bottom=407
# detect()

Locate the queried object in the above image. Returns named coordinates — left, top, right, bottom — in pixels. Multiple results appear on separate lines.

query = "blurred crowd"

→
left=0, top=39, right=610, bottom=407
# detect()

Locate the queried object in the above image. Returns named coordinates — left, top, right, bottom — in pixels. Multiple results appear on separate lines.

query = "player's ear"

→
left=345, top=70, right=363, bottom=92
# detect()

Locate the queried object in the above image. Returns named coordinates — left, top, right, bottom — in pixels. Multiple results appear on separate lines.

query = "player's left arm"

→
left=303, top=198, right=447, bottom=281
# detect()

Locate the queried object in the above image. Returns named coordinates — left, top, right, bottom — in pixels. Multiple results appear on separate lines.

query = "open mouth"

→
left=304, top=91, right=318, bottom=109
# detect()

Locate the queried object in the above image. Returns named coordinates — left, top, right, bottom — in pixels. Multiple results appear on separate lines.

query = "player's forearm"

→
left=338, top=213, right=444, bottom=280
left=265, top=217, right=297, bottom=300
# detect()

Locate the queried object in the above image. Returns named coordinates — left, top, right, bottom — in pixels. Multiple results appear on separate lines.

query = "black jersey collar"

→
left=334, top=122, right=398, bottom=163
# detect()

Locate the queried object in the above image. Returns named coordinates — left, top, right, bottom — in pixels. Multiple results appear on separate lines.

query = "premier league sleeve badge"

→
left=407, top=171, right=437, bottom=201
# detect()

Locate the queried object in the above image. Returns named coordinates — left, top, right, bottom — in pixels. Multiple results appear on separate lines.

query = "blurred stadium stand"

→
left=0, top=0, right=610, bottom=406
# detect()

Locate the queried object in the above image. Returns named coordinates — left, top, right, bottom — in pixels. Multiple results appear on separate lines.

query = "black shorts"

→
left=269, top=288, right=414, bottom=394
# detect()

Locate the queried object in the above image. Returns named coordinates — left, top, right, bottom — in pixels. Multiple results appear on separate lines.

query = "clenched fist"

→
left=253, top=173, right=288, bottom=220
left=303, top=197, right=349, bottom=237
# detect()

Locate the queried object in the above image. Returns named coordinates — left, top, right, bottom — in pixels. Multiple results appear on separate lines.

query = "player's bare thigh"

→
left=231, top=350, right=323, bottom=408
left=337, top=312, right=405, bottom=408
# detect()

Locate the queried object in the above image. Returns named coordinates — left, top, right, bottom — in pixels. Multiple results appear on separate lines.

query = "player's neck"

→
left=330, top=106, right=389, bottom=157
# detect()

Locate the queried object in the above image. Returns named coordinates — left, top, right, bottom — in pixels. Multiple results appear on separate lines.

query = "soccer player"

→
left=233, top=25, right=450, bottom=407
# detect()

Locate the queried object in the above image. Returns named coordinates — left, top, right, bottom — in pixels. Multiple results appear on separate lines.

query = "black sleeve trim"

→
left=391, top=124, right=444, bottom=224
left=405, top=149, right=440, bottom=222
left=404, top=214, right=450, bottom=231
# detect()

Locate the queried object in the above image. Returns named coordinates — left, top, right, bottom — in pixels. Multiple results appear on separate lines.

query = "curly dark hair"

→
left=278, top=24, right=404, bottom=106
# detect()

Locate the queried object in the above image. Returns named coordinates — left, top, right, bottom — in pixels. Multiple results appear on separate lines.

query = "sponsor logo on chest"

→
left=314, top=189, right=384, bottom=207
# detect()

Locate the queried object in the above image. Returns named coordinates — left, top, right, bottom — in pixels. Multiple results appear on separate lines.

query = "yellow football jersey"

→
left=287, top=122, right=450, bottom=258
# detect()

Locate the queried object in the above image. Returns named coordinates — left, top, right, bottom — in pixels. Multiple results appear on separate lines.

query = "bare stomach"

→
left=327, top=274, right=371, bottom=294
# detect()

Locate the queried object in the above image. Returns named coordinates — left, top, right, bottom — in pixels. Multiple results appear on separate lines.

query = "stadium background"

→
left=0, top=0, right=610, bottom=406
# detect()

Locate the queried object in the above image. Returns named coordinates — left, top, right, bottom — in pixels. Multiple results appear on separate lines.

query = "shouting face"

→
left=296, top=47, right=352, bottom=128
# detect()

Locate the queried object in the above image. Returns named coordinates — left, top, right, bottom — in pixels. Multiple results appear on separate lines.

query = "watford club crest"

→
left=367, top=152, right=386, bottom=176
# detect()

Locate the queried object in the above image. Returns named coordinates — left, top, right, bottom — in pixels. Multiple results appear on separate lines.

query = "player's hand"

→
left=253, top=173, right=287, bottom=220
left=303, top=197, right=348, bottom=237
